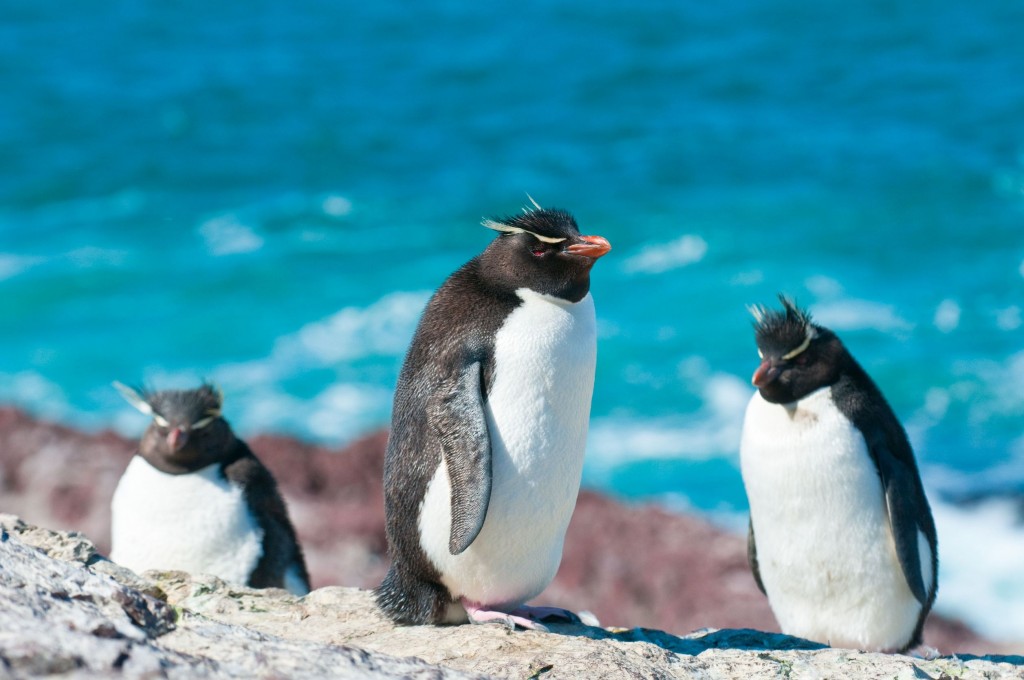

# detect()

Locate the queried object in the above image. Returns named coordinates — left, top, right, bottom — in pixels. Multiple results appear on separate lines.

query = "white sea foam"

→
left=951, top=351, right=1024, bottom=425
left=996, top=305, right=1022, bottom=331
left=99, top=291, right=430, bottom=441
left=208, top=291, right=428, bottom=438
left=198, top=214, right=264, bottom=255
left=931, top=496, right=1024, bottom=641
left=321, top=194, right=353, bottom=217
left=587, top=370, right=751, bottom=470
left=286, top=291, right=429, bottom=364
left=226, top=382, right=391, bottom=442
left=804, top=275, right=844, bottom=298
left=810, top=298, right=913, bottom=333
left=731, top=269, right=763, bottom=286
left=0, top=372, right=71, bottom=422
left=0, top=253, right=46, bottom=280
left=622, top=235, right=708, bottom=274
left=933, top=299, right=961, bottom=333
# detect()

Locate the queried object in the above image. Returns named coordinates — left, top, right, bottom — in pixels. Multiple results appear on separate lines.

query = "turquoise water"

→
left=2, top=1, right=1023, bottom=637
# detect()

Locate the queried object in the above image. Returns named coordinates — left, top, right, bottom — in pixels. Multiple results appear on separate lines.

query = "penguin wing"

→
left=428, top=359, right=491, bottom=556
left=222, top=442, right=311, bottom=593
left=746, top=518, right=766, bottom=594
left=864, top=428, right=936, bottom=606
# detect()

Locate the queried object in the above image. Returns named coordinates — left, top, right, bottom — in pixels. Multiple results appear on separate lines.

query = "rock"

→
left=0, top=518, right=485, bottom=679
left=0, top=406, right=1009, bottom=654
left=3, top=518, right=1023, bottom=679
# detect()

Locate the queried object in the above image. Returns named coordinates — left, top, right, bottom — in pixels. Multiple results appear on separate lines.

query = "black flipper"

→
left=221, top=440, right=311, bottom=594
left=427, top=359, right=492, bottom=555
left=747, top=517, right=766, bottom=595
left=864, top=428, right=934, bottom=605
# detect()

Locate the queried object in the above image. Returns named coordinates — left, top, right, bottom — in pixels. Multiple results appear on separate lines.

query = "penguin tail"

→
left=375, top=564, right=453, bottom=625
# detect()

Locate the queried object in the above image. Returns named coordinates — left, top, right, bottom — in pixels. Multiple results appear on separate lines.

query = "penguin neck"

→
left=139, top=435, right=241, bottom=475
left=513, top=286, right=588, bottom=308
left=472, top=254, right=592, bottom=303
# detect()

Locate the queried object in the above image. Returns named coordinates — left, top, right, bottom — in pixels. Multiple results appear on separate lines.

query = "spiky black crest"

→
left=483, top=206, right=580, bottom=242
left=750, top=295, right=816, bottom=357
left=145, top=383, right=223, bottom=423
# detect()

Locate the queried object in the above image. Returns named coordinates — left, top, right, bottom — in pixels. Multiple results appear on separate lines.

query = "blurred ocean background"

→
left=2, top=0, right=1022, bottom=640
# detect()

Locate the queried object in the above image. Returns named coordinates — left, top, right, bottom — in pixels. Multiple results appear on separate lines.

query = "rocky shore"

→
left=0, top=406, right=1017, bottom=669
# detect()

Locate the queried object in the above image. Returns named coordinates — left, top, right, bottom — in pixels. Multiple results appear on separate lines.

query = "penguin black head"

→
left=748, top=296, right=844, bottom=404
left=478, top=201, right=611, bottom=302
left=114, top=382, right=235, bottom=474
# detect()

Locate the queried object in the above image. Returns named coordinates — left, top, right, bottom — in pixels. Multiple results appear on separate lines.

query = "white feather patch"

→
left=740, top=387, right=924, bottom=652
left=111, top=457, right=264, bottom=586
left=418, top=289, right=596, bottom=610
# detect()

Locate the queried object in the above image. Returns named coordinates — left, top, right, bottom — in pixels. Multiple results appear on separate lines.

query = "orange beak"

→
left=752, top=359, right=780, bottom=388
left=566, top=235, right=612, bottom=259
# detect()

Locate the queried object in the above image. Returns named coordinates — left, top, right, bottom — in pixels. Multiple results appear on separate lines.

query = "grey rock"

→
left=2, top=517, right=1023, bottom=679
left=0, top=518, right=482, bottom=679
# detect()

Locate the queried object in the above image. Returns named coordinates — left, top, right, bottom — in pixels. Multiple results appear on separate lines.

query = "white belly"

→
left=419, top=289, right=597, bottom=610
left=740, top=387, right=926, bottom=651
left=110, top=456, right=264, bottom=585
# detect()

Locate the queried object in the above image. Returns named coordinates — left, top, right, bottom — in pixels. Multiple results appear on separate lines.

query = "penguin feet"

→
left=462, top=602, right=548, bottom=630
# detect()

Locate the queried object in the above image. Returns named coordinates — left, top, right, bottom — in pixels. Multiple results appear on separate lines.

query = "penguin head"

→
left=114, top=382, right=234, bottom=473
left=748, top=296, right=843, bottom=404
left=478, top=202, right=611, bottom=302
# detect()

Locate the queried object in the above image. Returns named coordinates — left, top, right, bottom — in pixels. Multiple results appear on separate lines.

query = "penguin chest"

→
left=740, top=387, right=923, bottom=651
left=110, top=457, right=264, bottom=585
left=420, top=289, right=597, bottom=607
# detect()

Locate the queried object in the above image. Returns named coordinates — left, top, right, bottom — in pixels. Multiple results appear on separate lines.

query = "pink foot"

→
left=462, top=600, right=557, bottom=632
left=461, top=600, right=585, bottom=631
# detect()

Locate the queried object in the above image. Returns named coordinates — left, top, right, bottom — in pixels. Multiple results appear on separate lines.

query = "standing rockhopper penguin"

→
left=376, top=204, right=611, bottom=630
left=110, top=382, right=310, bottom=595
left=739, top=297, right=938, bottom=652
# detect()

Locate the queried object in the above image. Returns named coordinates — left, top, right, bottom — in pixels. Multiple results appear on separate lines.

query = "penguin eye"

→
left=191, top=416, right=215, bottom=430
left=152, top=413, right=170, bottom=428
left=531, top=246, right=546, bottom=257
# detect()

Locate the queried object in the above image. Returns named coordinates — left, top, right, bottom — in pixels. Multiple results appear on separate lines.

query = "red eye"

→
left=531, top=247, right=545, bottom=257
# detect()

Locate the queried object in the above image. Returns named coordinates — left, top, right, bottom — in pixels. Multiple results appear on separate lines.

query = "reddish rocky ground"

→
left=0, top=406, right=1001, bottom=654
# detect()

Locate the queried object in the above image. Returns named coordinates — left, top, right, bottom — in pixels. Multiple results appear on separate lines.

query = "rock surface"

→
left=0, top=516, right=482, bottom=679
left=2, top=516, right=1023, bottom=679
left=0, top=406, right=1008, bottom=654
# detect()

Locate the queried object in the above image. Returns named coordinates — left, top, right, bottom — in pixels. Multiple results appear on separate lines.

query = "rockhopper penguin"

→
left=110, top=382, right=310, bottom=595
left=375, top=204, right=611, bottom=630
left=740, top=297, right=937, bottom=652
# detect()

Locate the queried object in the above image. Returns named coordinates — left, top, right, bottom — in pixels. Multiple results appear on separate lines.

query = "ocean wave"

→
left=198, top=214, right=265, bottom=256
left=223, top=382, right=392, bottom=442
left=0, top=372, right=70, bottom=420
left=0, top=254, right=47, bottom=280
left=622, top=235, right=708, bottom=274
left=951, top=350, right=1024, bottom=425
left=933, top=299, right=961, bottom=333
left=285, top=291, right=430, bottom=365
left=587, top=370, right=751, bottom=469
left=809, top=298, right=913, bottom=333
left=931, top=496, right=1024, bottom=641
